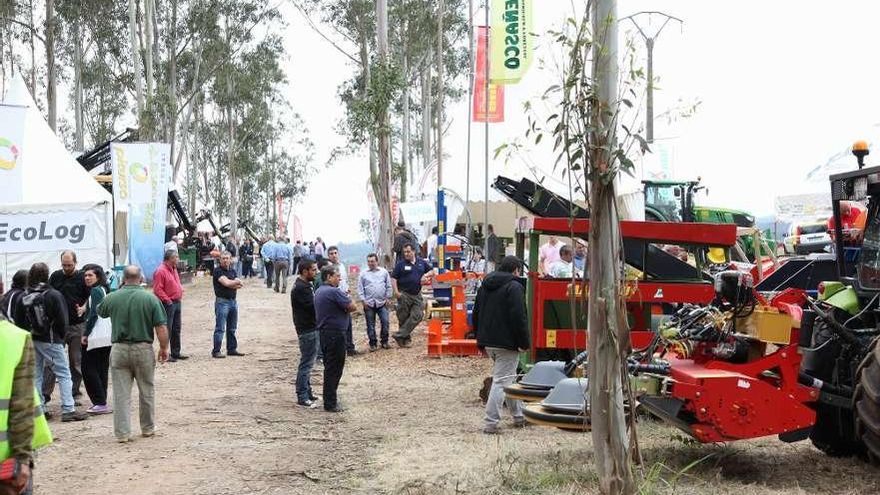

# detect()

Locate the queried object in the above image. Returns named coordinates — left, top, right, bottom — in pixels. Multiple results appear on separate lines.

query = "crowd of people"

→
left=0, top=220, right=531, bottom=492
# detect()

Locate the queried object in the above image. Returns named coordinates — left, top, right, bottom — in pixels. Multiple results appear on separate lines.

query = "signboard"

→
left=0, top=106, right=27, bottom=204
left=490, top=0, right=533, bottom=84
left=775, top=193, right=833, bottom=219
left=111, top=142, right=170, bottom=281
left=0, top=209, right=99, bottom=253
left=474, top=26, right=505, bottom=122
left=399, top=200, right=437, bottom=224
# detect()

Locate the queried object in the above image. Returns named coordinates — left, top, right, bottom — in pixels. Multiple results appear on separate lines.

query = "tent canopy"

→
left=0, top=75, right=113, bottom=283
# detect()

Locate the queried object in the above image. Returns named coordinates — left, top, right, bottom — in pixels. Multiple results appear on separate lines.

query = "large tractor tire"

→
left=808, top=320, right=862, bottom=457
left=855, top=337, right=880, bottom=464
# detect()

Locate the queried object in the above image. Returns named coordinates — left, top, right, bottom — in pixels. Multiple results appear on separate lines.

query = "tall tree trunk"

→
left=420, top=64, right=432, bottom=171
left=588, top=0, right=634, bottom=493
left=45, top=0, right=57, bottom=131
left=144, top=0, right=154, bottom=103
left=375, top=0, right=393, bottom=262
left=129, top=0, right=145, bottom=115
left=168, top=0, right=179, bottom=156
left=173, top=42, right=203, bottom=181
left=74, top=19, right=84, bottom=150
left=401, top=50, right=410, bottom=200
left=28, top=0, right=35, bottom=96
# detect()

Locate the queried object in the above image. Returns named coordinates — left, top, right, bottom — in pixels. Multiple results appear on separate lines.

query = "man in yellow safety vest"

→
left=0, top=313, right=52, bottom=495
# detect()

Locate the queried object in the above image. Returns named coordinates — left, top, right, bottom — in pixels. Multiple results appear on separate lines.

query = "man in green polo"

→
left=97, top=265, right=169, bottom=443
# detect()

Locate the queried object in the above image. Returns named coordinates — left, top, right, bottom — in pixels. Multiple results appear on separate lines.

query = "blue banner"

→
left=111, top=143, right=170, bottom=282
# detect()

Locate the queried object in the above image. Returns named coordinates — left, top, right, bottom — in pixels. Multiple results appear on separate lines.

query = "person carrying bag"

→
left=79, top=265, right=113, bottom=415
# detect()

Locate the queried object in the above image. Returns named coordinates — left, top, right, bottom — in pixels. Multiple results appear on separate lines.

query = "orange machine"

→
left=426, top=270, right=484, bottom=357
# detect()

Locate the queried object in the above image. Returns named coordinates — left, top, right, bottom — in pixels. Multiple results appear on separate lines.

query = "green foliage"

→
left=342, top=59, right=405, bottom=144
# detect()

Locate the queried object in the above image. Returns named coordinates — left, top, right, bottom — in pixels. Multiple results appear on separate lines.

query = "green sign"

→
left=490, top=0, right=532, bottom=84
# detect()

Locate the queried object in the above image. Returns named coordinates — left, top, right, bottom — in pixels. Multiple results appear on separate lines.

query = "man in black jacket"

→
left=472, top=255, right=529, bottom=434
left=291, top=259, right=320, bottom=408
left=47, top=250, right=90, bottom=402
left=13, top=262, right=88, bottom=422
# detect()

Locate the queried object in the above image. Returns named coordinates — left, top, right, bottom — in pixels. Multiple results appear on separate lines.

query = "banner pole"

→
left=483, top=0, right=490, bottom=258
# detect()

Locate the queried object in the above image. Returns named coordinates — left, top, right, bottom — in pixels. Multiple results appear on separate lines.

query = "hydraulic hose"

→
left=804, top=297, right=862, bottom=348
left=797, top=371, right=853, bottom=398
left=564, top=350, right=589, bottom=376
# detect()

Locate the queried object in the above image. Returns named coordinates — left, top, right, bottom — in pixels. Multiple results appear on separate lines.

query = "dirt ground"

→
left=34, top=277, right=880, bottom=494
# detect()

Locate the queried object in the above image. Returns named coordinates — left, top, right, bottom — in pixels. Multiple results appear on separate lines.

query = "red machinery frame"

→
left=527, top=218, right=738, bottom=363
left=647, top=289, right=818, bottom=442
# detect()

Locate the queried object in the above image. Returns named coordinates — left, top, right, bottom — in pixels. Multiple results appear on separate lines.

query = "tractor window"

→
left=858, top=205, right=880, bottom=290
left=644, top=185, right=682, bottom=222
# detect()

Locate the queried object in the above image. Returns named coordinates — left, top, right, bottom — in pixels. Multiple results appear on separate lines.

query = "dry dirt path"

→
left=34, top=278, right=880, bottom=494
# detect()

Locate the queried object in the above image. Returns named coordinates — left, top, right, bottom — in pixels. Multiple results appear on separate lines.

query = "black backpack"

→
left=21, top=289, right=50, bottom=338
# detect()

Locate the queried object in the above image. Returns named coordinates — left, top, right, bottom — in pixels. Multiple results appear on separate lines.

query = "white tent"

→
left=0, top=75, right=113, bottom=283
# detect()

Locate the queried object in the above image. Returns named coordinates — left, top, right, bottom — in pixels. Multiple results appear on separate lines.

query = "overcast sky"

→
left=283, top=1, right=880, bottom=244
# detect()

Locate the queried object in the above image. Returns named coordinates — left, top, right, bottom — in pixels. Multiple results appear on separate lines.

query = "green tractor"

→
left=799, top=140, right=880, bottom=462
left=643, top=178, right=774, bottom=261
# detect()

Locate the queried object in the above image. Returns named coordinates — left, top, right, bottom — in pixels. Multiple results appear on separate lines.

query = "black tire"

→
left=855, top=337, right=880, bottom=464
left=808, top=319, right=862, bottom=457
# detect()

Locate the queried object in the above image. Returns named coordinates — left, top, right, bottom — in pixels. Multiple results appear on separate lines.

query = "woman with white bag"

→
left=79, top=264, right=113, bottom=415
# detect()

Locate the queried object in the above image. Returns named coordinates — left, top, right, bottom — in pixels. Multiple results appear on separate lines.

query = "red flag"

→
left=473, top=26, right=504, bottom=123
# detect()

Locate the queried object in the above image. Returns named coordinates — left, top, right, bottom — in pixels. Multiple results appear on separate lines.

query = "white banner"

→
left=399, top=200, right=437, bottom=224
left=0, top=209, right=99, bottom=253
left=111, top=142, right=171, bottom=281
left=0, top=105, right=27, bottom=203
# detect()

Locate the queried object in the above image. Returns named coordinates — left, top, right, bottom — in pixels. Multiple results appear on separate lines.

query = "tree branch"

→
left=0, top=16, right=46, bottom=44
left=287, top=0, right=359, bottom=64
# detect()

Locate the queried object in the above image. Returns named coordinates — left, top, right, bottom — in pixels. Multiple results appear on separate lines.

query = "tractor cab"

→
left=643, top=179, right=704, bottom=223
left=828, top=140, right=880, bottom=293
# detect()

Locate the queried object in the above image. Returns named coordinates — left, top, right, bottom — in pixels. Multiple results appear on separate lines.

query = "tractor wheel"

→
left=809, top=320, right=862, bottom=457
left=855, top=337, right=880, bottom=464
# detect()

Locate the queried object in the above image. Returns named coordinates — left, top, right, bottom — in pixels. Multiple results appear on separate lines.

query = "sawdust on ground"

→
left=33, top=277, right=880, bottom=494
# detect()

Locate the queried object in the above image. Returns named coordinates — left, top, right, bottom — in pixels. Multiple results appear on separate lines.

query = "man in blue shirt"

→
left=274, top=238, right=293, bottom=294
left=390, top=243, right=434, bottom=347
left=261, top=237, right=277, bottom=289
left=315, top=265, right=356, bottom=412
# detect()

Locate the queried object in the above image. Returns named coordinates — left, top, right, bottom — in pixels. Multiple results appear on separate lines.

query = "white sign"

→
left=0, top=105, right=27, bottom=203
left=399, top=200, right=437, bottom=224
left=0, top=210, right=98, bottom=253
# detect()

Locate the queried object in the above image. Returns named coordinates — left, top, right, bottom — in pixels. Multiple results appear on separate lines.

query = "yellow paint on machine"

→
left=545, top=330, right=556, bottom=348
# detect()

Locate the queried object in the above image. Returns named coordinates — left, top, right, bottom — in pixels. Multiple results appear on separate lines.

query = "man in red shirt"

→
left=153, top=250, right=188, bottom=362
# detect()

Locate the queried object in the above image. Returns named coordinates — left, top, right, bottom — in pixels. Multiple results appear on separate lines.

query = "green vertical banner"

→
left=490, top=0, right=532, bottom=84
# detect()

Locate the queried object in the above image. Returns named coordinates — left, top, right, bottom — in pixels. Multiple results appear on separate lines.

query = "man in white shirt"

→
left=538, top=236, right=562, bottom=275
left=548, top=244, right=582, bottom=278
left=357, top=254, right=393, bottom=351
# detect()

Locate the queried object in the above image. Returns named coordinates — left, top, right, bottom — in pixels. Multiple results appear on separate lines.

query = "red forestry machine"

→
left=633, top=141, right=880, bottom=463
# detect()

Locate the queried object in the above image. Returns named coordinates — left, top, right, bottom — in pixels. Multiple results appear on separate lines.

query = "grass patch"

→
left=494, top=449, right=599, bottom=494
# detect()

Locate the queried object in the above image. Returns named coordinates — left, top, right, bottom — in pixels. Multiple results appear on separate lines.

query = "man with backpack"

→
left=46, top=250, right=90, bottom=402
left=12, top=262, right=88, bottom=422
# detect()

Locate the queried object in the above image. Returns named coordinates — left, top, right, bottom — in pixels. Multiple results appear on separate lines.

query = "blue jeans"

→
left=295, top=330, right=319, bottom=402
left=213, top=298, right=239, bottom=354
left=364, top=305, right=390, bottom=346
left=33, top=341, right=75, bottom=413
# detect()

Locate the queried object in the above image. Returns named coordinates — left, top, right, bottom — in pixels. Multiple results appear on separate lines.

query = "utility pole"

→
left=483, top=0, right=489, bottom=257
left=436, top=0, right=444, bottom=188
left=621, top=11, right=682, bottom=144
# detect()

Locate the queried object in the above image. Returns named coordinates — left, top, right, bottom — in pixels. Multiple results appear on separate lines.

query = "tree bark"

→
left=375, top=0, right=394, bottom=263
left=45, top=0, right=57, bottom=131
left=28, top=0, right=35, bottom=96
left=74, top=18, right=84, bottom=150
left=421, top=65, right=432, bottom=171
left=129, top=0, right=145, bottom=115
left=168, top=0, right=179, bottom=160
left=401, top=48, right=410, bottom=200
left=144, top=0, right=154, bottom=103
left=588, top=0, right=634, bottom=494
